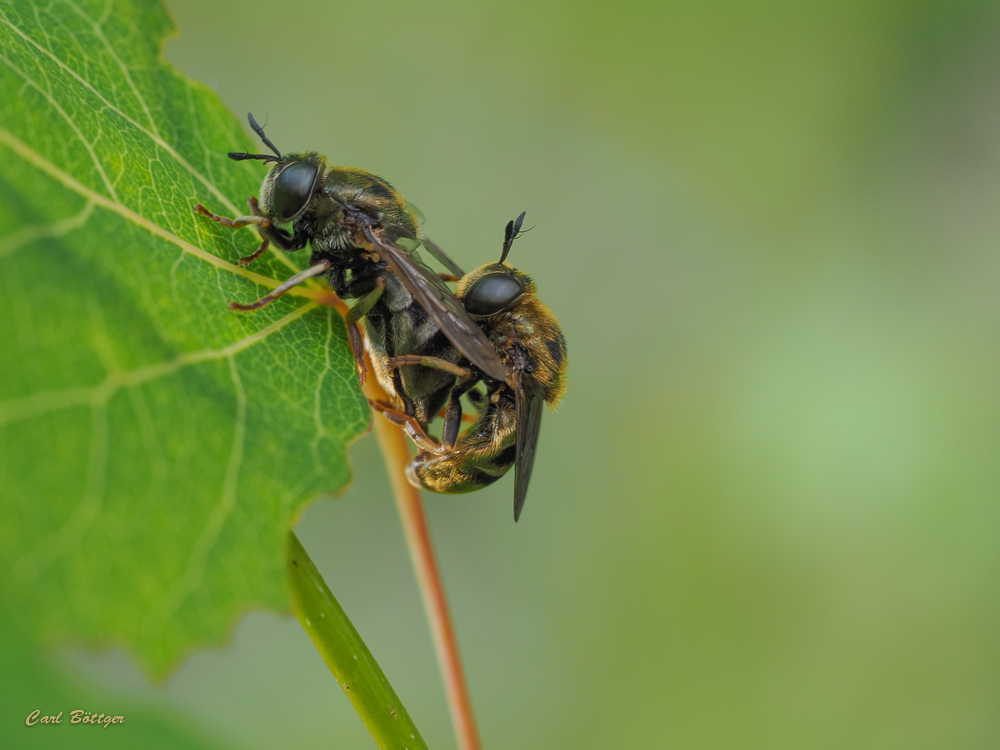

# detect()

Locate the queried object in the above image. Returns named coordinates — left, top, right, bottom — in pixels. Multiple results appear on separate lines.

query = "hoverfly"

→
left=194, top=113, right=505, bottom=425
left=372, top=213, right=567, bottom=520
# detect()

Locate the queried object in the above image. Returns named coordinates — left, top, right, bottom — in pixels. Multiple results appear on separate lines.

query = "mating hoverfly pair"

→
left=195, top=115, right=566, bottom=520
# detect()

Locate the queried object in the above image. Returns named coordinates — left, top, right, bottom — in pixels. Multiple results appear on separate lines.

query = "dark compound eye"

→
left=272, top=162, right=319, bottom=222
left=463, top=272, right=524, bottom=316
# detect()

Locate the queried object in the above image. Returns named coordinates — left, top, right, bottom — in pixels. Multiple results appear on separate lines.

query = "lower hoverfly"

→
left=372, top=213, right=567, bottom=521
left=194, top=114, right=505, bottom=427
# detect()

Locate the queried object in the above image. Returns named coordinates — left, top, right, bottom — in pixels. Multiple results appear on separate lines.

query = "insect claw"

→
left=236, top=239, right=269, bottom=267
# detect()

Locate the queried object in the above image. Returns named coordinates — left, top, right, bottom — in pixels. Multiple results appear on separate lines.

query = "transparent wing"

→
left=403, top=199, right=465, bottom=277
left=514, top=372, right=546, bottom=522
left=419, top=234, right=465, bottom=278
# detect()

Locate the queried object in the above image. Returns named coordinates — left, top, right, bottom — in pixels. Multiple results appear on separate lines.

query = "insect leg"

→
left=440, top=377, right=479, bottom=451
left=387, top=355, right=472, bottom=379
left=341, top=276, right=388, bottom=387
left=229, top=259, right=332, bottom=311
left=346, top=321, right=367, bottom=386
left=437, top=273, right=460, bottom=283
left=194, top=203, right=268, bottom=229
left=369, top=400, right=445, bottom=453
left=344, top=276, right=386, bottom=324
left=236, top=239, right=270, bottom=267
left=435, top=408, right=478, bottom=424
left=195, top=202, right=277, bottom=267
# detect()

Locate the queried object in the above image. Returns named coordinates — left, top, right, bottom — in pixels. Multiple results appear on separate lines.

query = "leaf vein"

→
left=13, top=399, right=109, bottom=583
left=0, top=6, right=306, bottom=277
left=0, top=124, right=326, bottom=299
left=0, top=8, right=226, bottom=210
left=310, top=307, right=335, bottom=475
left=0, top=46, right=119, bottom=201
left=64, top=0, right=161, bottom=137
left=142, top=355, right=247, bottom=632
left=0, top=302, right=317, bottom=427
left=0, top=199, right=95, bottom=258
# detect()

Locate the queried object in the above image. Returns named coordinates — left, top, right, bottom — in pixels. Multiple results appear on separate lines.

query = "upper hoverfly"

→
left=194, top=113, right=505, bottom=423
left=372, top=212, right=567, bottom=521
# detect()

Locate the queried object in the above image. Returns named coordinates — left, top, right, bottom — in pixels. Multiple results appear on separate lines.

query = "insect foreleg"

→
left=194, top=201, right=288, bottom=265
left=194, top=203, right=267, bottom=229
left=236, top=239, right=269, bottom=267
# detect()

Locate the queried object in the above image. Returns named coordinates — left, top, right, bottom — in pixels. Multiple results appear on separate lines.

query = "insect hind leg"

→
left=369, top=400, right=445, bottom=454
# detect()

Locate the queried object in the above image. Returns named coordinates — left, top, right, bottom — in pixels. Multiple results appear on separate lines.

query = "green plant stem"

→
left=287, top=531, right=429, bottom=750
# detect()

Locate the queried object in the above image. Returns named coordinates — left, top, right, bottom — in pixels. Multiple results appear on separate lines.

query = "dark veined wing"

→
left=514, top=371, right=546, bottom=522
left=419, top=234, right=465, bottom=278
left=364, top=227, right=507, bottom=381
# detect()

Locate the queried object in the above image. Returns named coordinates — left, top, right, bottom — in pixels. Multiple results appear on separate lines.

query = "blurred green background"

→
left=57, top=0, right=1000, bottom=747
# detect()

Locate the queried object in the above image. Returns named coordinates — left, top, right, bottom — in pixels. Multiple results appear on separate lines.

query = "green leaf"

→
left=0, top=0, right=370, bottom=675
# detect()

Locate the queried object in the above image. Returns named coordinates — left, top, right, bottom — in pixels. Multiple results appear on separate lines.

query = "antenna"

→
left=500, top=211, right=526, bottom=263
left=227, top=112, right=284, bottom=164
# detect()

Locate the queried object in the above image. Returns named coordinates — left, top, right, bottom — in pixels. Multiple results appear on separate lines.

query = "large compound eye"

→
left=463, top=272, right=524, bottom=316
left=273, top=162, right=319, bottom=222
